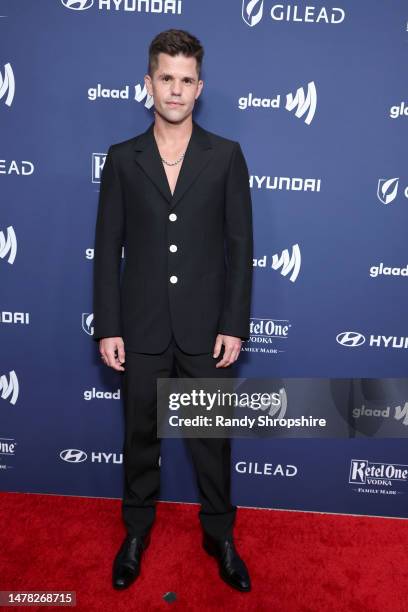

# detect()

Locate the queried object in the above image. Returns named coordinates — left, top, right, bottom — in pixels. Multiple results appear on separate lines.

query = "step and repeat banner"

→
left=1, top=1, right=407, bottom=518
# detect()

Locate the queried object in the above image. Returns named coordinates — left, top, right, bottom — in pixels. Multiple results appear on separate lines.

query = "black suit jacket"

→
left=92, top=119, right=253, bottom=354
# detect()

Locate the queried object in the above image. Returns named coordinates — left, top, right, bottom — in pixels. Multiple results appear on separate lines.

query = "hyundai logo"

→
left=336, top=332, right=366, bottom=347
left=61, top=0, right=94, bottom=10
left=60, top=449, right=87, bottom=463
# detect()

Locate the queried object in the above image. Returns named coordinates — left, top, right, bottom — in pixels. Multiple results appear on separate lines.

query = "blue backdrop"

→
left=1, top=0, right=407, bottom=518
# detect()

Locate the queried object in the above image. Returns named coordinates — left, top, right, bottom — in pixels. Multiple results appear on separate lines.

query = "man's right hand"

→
left=99, top=337, right=126, bottom=372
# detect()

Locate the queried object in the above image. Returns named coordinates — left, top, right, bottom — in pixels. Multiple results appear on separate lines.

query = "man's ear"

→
left=144, top=74, right=152, bottom=96
left=196, top=80, right=204, bottom=100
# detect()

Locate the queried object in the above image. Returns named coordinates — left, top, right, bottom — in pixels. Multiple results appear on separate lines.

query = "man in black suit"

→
left=93, top=29, right=253, bottom=593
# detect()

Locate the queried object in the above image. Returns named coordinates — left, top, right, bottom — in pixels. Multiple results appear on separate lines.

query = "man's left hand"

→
left=213, top=334, right=242, bottom=368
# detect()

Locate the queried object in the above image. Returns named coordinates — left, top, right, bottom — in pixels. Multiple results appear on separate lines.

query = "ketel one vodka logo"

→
left=0, top=370, right=19, bottom=405
left=250, top=318, right=291, bottom=342
left=92, top=153, right=106, bottom=183
left=82, top=313, right=94, bottom=335
left=349, top=459, right=408, bottom=487
left=0, top=438, right=17, bottom=456
left=0, top=226, right=17, bottom=264
left=0, top=63, right=15, bottom=107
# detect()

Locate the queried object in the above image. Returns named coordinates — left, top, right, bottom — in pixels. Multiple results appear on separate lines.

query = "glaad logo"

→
left=336, top=332, right=366, bottom=347
left=272, top=244, right=301, bottom=282
left=62, top=0, right=93, bottom=8
left=238, top=82, right=317, bottom=125
left=0, top=370, right=19, bottom=405
left=285, top=82, right=317, bottom=125
left=0, top=63, right=15, bottom=107
left=92, top=153, right=107, bottom=183
left=88, top=82, right=154, bottom=107
left=0, top=226, right=17, bottom=264
left=253, top=245, right=301, bottom=282
left=84, top=387, right=121, bottom=400
left=377, top=178, right=399, bottom=205
left=353, top=402, right=408, bottom=427
left=82, top=313, right=94, bottom=336
left=389, top=102, right=408, bottom=119
left=369, top=263, right=408, bottom=278
left=241, top=1, right=345, bottom=26
left=337, top=331, right=408, bottom=350
left=60, top=449, right=87, bottom=463
left=349, top=459, right=408, bottom=487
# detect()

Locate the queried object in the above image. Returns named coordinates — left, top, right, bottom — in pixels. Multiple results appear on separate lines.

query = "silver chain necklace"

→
left=160, top=152, right=185, bottom=166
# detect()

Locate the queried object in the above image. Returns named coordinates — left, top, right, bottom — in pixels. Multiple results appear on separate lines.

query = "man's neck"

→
left=153, top=113, right=193, bottom=149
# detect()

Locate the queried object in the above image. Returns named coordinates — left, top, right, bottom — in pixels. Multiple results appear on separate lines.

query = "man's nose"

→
left=170, top=80, right=182, bottom=95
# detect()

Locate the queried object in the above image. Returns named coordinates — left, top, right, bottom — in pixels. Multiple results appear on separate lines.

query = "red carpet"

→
left=0, top=492, right=407, bottom=611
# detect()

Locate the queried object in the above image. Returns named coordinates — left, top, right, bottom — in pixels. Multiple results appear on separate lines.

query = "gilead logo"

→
left=242, top=1, right=345, bottom=27
left=82, top=313, right=94, bottom=335
left=236, top=461, right=297, bottom=476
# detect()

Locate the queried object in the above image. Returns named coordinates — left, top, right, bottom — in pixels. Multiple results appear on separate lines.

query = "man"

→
left=93, top=29, right=253, bottom=593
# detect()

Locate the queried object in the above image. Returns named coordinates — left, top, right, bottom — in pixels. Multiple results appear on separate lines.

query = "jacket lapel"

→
left=133, top=119, right=213, bottom=210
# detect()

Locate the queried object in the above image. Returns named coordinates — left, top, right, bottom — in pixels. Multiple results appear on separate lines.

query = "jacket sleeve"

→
left=92, top=145, right=125, bottom=343
left=218, top=141, right=253, bottom=341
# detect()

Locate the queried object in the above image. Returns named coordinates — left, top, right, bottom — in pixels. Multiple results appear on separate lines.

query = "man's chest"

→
left=162, top=162, right=182, bottom=197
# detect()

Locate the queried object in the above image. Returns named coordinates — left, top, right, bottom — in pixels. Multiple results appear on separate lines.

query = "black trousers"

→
left=120, top=333, right=237, bottom=539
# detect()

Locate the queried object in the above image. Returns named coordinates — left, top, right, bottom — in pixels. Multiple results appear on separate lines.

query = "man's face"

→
left=145, top=52, right=203, bottom=124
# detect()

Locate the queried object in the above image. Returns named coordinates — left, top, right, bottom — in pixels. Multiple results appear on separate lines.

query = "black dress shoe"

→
left=112, top=532, right=150, bottom=590
left=202, top=533, right=251, bottom=592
